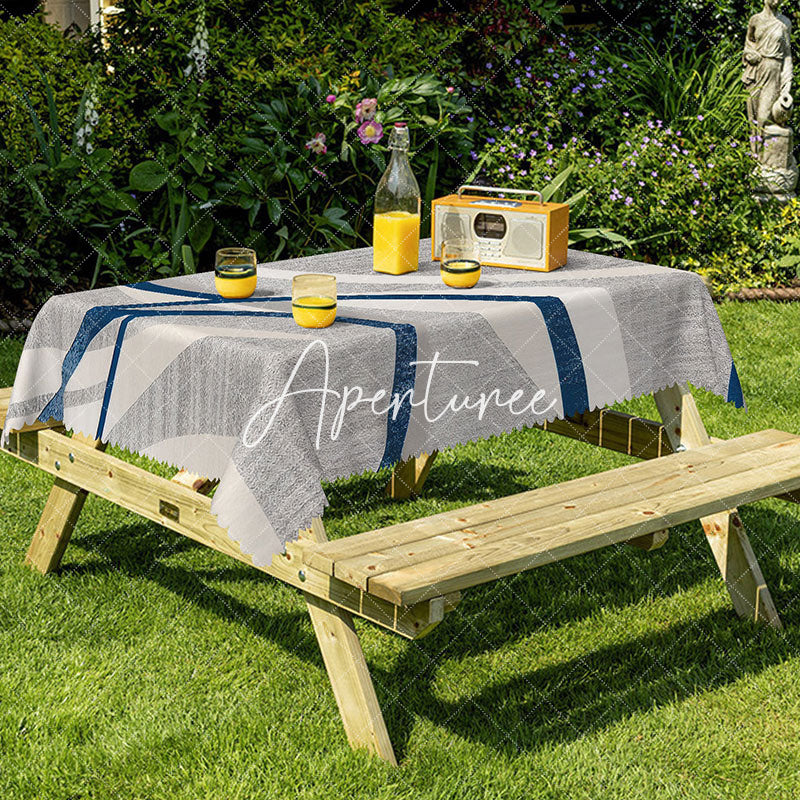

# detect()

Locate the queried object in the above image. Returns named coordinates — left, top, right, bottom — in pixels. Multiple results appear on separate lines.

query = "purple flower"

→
left=697, top=114, right=704, bottom=121
left=470, top=150, right=478, bottom=160
left=466, top=116, right=474, bottom=122
left=499, top=146, right=506, bottom=152
left=503, top=125, right=511, bottom=132
left=651, top=170, right=658, bottom=177
left=487, top=137, right=496, bottom=144
left=485, top=62, right=493, bottom=69
left=446, top=86, right=454, bottom=93
left=516, top=126, right=523, bottom=134
left=625, top=196, right=633, bottom=205
left=520, top=169, right=528, bottom=176
left=544, top=81, right=552, bottom=88
left=622, top=63, right=629, bottom=69
left=325, top=94, right=336, bottom=103
left=576, top=111, right=584, bottom=117
left=357, top=120, right=383, bottom=145
left=305, top=132, right=327, bottom=155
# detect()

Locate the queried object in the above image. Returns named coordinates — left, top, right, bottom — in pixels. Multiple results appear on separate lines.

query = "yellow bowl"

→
left=441, top=259, right=481, bottom=289
left=215, top=266, right=257, bottom=299
left=292, top=296, right=337, bottom=328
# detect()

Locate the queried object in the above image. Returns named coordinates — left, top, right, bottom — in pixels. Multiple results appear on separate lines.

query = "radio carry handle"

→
left=456, top=185, right=544, bottom=204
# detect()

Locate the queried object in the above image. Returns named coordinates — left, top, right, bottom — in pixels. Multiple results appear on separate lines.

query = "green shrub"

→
left=0, top=14, right=99, bottom=160
left=476, top=119, right=798, bottom=292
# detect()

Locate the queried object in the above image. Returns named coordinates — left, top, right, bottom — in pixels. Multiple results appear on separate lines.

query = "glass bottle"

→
left=373, top=122, right=421, bottom=274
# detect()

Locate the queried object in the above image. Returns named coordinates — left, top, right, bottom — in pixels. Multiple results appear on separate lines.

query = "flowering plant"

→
left=228, top=73, right=474, bottom=258
left=478, top=121, right=768, bottom=279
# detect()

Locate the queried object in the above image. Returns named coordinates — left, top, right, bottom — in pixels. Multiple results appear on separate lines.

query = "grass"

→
left=1, top=300, right=800, bottom=799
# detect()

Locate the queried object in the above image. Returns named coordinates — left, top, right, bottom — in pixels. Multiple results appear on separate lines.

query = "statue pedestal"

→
left=754, top=124, right=798, bottom=204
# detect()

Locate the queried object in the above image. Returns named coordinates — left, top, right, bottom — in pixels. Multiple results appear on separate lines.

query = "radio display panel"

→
left=473, top=213, right=506, bottom=240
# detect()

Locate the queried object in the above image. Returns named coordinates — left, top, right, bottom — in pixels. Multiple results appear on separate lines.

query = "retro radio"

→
left=431, top=185, right=569, bottom=272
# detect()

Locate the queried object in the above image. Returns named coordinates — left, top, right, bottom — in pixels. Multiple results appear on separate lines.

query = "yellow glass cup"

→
left=292, top=274, right=337, bottom=328
left=440, top=239, right=481, bottom=288
left=215, top=248, right=257, bottom=298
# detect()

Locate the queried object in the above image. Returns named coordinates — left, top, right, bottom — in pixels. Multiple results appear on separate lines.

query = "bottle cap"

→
left=394, top=122, right=407, bottom=128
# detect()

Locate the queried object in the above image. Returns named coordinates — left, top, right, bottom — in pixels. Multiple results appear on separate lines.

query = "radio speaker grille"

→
left=440, top=212, right=470, bottom=241
left=503, top=217, right=545, bottom=261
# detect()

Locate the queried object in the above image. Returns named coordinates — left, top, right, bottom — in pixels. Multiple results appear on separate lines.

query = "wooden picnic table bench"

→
left=3, top=383, right=799, bottom=765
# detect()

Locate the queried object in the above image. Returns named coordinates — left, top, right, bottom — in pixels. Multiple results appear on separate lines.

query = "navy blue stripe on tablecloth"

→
left=41, top=306, right=416, bottom=470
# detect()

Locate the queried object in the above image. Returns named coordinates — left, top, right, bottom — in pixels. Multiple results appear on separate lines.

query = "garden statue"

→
left=742, top=0, right=797, bottom=202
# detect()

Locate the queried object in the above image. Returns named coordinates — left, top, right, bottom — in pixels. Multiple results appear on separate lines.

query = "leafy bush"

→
left=476, top=120, right=793, bottom=281
left=0, top=14, right=99, bottom=160
left=0, top=5, right=473, bottom=303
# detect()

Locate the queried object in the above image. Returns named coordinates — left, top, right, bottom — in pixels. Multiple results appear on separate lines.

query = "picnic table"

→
left=3, top=240, right=800, bottom=766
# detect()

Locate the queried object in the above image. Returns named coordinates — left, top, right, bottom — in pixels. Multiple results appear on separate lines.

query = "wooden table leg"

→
left=301, top=519, right=397, bottom=765
left=25, top=434, right=106, bottom=575
left=654, top=383, right=782, bottom=628
left=386, top=451, right=438, bottom=500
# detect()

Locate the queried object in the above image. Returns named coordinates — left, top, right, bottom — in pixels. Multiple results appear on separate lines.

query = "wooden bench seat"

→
left=295, top=429, right=800, bottom=606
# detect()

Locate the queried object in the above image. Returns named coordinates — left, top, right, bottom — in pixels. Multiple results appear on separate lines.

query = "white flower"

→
left=185, top=3, right=210, bottom=80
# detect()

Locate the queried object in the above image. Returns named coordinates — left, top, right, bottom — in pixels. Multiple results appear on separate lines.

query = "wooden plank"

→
left=297, top=430, right=790, bottom=578
left=385, top=451, right=438, bottom=499
left=627, top=530, right=669, bottom=551
left=6, top=426, right=454, bottom=636
left=25, top=433, right=106, bottom=574
left=7, top=428, right=251, bottom=564
left=538, top=408, right=673, bottom=460
left=331, top=436, right=792, bottom=591
left=367, top=444, right=800, bottom=605
left=279, top=540, right=460, bottom=639
left=301, top=518, right=398, bottom=766
left=171, top=469, right=217, bottom=495
left=655, top=384, right=782, bottom=628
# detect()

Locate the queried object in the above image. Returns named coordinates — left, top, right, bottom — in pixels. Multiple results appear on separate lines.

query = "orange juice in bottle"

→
left=373, top=122, right=421, bottom=274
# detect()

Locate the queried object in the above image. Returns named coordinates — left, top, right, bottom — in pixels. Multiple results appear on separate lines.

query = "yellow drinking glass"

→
left=440, top=239, right=481, bottom=288
left=292, top=274, right=337, bottom=328
left=215, top=248, right=257, bottom=298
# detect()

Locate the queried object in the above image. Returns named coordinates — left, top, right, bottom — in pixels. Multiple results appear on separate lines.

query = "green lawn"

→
left=1, top=301, right=800, bottom=799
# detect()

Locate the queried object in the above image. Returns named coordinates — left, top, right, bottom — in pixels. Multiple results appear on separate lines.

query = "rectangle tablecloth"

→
left=3, top=241, right=744, bottom=567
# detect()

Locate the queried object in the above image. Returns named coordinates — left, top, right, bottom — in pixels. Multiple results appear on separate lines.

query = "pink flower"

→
left=357, top=120, right=383, bottom=144
left=325, top=94, right=336, bottom=103
left=446, top=86, right=454, bottom=93
left=355, top=97, right=377, bottom=123
left=305, top=132, right=327, bottom=155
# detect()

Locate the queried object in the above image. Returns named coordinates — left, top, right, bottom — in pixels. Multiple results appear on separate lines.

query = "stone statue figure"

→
left=742, top=0, right=797, bottom=202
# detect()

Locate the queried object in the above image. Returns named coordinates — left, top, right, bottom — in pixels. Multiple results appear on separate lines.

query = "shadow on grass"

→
left=63, top=523, right=321, bottom=664
left=62, top=500, right=800, bottom=761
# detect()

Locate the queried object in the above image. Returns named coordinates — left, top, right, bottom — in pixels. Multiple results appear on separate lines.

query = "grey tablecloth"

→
left=3, top=241, right=743, bottom=566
